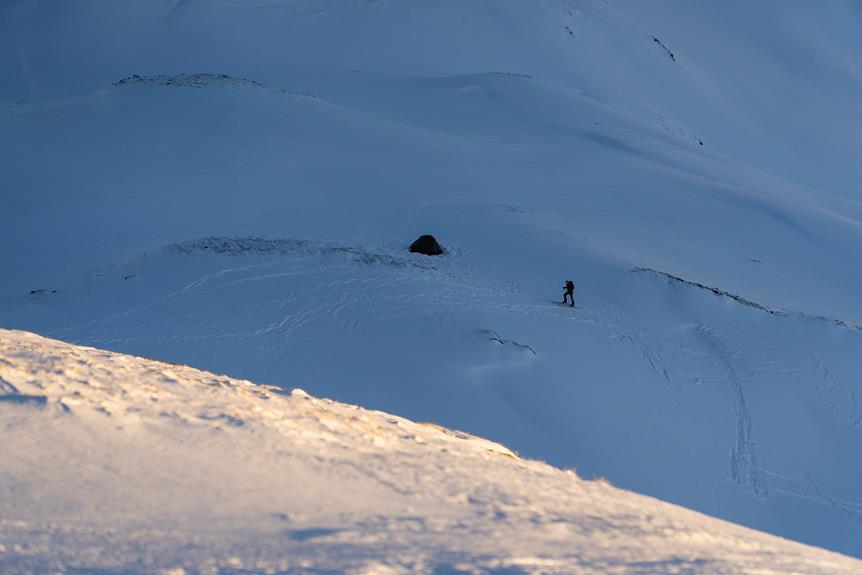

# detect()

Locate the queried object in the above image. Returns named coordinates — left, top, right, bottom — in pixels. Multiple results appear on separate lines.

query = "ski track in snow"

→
left=693, top=324, right=768, bottom=499
left=2, top=328, right=861, bottom=574
left=7, top=232, right=862, bottom=562
left=28, top=234, right=862, bottom=513
left=587, top=300, right=862, bottom=517
left=596, top=300, right=675, bottom=393
left=763, top=470, right=862, bottom=525
left=808, top=351, right=862, bottom=435
left=19, top=232, right=862, bottom=504
left=3, top=0, right=862, bottom=565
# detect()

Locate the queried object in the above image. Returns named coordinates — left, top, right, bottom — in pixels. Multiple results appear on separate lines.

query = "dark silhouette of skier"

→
left=562, top=280, right=575, bottom=307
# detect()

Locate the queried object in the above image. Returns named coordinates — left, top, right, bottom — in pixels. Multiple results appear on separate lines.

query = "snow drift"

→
left=2, top=0, right=862, bottom=561
left=1, top=328, right=860, bottom=574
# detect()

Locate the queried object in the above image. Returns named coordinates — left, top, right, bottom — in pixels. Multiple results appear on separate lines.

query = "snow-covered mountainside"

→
left=1, top=328, right=860, bottom=574
left=3, top=0, right=862, bottom=562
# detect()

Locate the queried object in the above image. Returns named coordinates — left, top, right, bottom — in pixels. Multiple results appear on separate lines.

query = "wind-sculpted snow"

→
left=112, top=73, right=321, bottom=101
left=164, top=236, right=434, bottom=269
left=479, top=330, right=538, bottom=357
left=3, top=0, right=862, bottom=563
left=634, top=268, right=862, bottom=331
left=4, top=201, right=862, bottom=559
left=1, top=329, right=860, bottom=574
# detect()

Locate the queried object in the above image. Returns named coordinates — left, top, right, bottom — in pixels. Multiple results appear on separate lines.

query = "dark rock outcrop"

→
left=409, top=235, right=444, bottom=256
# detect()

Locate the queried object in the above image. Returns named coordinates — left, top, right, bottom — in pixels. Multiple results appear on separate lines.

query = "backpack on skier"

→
left=562, top=280, right=575, bottom=307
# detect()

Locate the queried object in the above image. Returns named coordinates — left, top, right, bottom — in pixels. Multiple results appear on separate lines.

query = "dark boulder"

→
left=409, top=234, right=444, bottom=256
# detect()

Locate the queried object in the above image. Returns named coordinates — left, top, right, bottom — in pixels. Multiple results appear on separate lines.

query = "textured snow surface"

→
left=1, top=328, right=860, bottom=574
left=3, top=0, right=862, bottom=564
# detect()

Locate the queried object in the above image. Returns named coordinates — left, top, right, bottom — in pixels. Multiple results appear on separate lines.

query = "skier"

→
left=562, top=280, right=575, bottom=307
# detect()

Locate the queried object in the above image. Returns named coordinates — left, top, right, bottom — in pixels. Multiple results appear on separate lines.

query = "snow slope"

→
left=3, top=0, right=862, bottom=560
left=1, top=328, right=861, bottom=574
